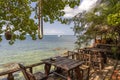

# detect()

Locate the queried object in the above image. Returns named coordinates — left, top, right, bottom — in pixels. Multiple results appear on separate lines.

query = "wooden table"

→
left=41, top=56, right=84, bottom=80
left=84, top=48, right=108, bottom=52
left=86, top=48, right=108, bottom=70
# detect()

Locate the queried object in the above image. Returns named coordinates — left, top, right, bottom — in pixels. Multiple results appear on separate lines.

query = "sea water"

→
left=0, top=35, right=76, bottom=67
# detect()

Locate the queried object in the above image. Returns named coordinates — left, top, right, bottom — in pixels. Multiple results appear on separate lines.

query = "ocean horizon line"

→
left=0, top=34, right=75, bottom=36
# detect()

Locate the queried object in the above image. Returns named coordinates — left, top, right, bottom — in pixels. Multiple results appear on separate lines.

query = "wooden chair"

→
left=91, top=52, right=104, bottom=70
left=75, top=52, right=91, bottom=80
left=80, top=53, right=91, bottom=80
left=18, top=63, right=47, bottom=80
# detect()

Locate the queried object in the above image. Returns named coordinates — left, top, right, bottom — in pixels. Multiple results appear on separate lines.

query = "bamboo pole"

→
left=38, top=0, right=43, bottom=39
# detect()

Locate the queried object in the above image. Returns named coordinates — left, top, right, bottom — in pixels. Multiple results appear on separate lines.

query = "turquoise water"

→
left=0, top=35, right=76, bottom=66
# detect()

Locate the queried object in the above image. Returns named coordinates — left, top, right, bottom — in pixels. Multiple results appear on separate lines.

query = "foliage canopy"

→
left=72, top=0, right=120, bottom=48
left=0, top=0, right=80, bottom=44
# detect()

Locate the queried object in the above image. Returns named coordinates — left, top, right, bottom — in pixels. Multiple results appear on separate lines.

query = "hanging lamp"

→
left=38, top=0, right=43, bottom=39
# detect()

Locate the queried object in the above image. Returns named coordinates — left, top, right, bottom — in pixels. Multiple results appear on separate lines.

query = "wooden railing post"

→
left=29, top=67, right=33, bottom=73
left=72, top=54, right=74, bottom=59
left=7, top=73, right=14, bottom=80
left=76, top=53, right=79, bottom=60
left=67, top=51, right=69, bottom=57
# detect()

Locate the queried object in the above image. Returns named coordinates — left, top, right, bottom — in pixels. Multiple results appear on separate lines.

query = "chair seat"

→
left=34, top=72, right=46, bottom=80
left=80, top=65, right=89, bottom=70
left=80, top=65, right=90, bottom=80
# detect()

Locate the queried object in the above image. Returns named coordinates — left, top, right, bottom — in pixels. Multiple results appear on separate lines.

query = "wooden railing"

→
left=0, top=62, right=44, bottom=80
left=64, top=51, right=78, bottom=59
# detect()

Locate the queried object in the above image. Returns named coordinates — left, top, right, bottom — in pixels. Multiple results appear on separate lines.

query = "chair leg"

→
left=78, top=69, right=83, bottom=80
left=87, top=67, right=90, bottom=80
left=75, top=67, right=82, bottom=80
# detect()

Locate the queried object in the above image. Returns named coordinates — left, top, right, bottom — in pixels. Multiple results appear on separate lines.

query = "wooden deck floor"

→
left=89, top=60, right=120, bottom=80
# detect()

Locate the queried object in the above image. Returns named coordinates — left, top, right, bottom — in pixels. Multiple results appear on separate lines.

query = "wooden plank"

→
left=42, top=57, right=77, bottom=67
left=0, top=68, right=19, bottom=76
left=48, top=59, right=72, bottom=68
left=42, top=57, right=67, bottom=66
left=55, top=58, right=79, bottom=66
left=64, top=61, right=84, bottom=70
left=42, top=56, right=84, bottom=71
left=53, top=72, right=67, bottom=79
left=54, top=59, right=71, bottom=65
left=55, top=59, right=82, bottom=70
left=52, top=57, right=70, bottom=64
left=55, top=60, right=80, bottom=70
left=64, top=60, right=80, bottom=67
left=0, top=62, right=44, bottom=76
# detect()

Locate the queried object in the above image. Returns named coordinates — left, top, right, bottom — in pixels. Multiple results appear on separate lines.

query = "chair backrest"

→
left=18, top=63, right=35, bottom=80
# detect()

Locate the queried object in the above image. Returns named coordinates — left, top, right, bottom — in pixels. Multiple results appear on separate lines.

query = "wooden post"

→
left=67, top=51, right=69, bottom=57
left=76, top=53, right=79, bottom=60
left=67, top=71, right=71, bottom=80
left=7, top=73, right=14, bottom=80
left=29, top=67, right=33, bottom=73
left=72, top=54, right=74, bottom=59
left=44, top=64, right=51, bottom=77
left=75, top=67, right=82, bottom=80
left=87, top=67, right=90, bottom=80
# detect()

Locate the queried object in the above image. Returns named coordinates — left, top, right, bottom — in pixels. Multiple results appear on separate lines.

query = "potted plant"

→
left=5, top=25, right=12, bottom=40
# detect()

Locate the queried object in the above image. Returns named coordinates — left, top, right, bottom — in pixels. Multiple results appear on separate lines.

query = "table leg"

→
left=44, top=63, right=51, bottom=77
left=67, top=71, right=71, bottom=80
left=75, top=67, right=82, bottom=80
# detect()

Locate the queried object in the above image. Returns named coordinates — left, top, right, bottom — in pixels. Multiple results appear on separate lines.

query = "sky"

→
left=32, top=0, right=99, bottom=35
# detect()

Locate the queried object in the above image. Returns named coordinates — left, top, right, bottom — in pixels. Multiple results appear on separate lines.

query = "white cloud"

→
left=63, top=0, right=99, bottom=18
left=63, top=5, right=73, bottom=13
left=79, top=0, right=98, bottom=11
left=63, top=6, right=81, bottom=18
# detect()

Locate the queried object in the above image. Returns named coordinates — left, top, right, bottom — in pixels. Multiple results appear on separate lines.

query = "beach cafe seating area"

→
left=0, top=44, right=120, bottom=80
